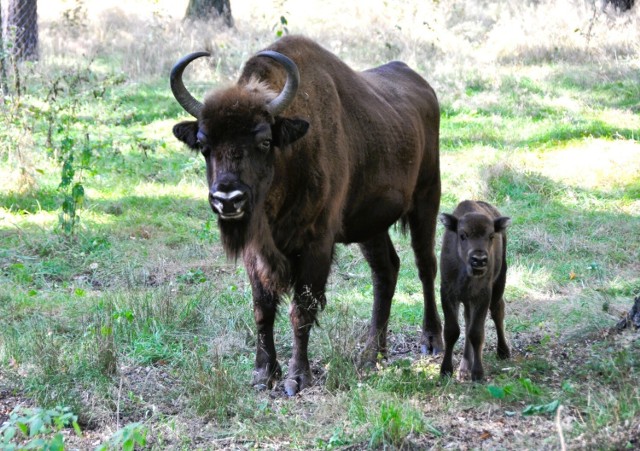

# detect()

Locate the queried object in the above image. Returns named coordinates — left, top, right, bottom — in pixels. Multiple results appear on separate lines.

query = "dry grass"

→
left=38, top=0, right=640, bottom=89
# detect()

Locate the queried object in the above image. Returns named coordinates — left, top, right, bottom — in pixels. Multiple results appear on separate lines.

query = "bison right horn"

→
left=170, top=51, right=210, bottom=118
left=256, top=51, right=300, bottom=117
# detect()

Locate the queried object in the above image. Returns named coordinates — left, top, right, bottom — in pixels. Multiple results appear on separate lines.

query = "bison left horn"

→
left=170, top=51, right=210, bottom=118
left=256, top=51, right=300, bottom=117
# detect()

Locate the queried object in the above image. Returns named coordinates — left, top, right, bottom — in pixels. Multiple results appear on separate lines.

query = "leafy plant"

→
left=0, top=405, right=81, bottom=451
left=96, top=422, right=147, bottom=451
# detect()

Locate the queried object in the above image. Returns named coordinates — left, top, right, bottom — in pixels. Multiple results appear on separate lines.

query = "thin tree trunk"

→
left=7, top=0, right=38, bottom=62
left=0, top=0, right=9, bottom=94
left=185, top=0, right=234, bottom=28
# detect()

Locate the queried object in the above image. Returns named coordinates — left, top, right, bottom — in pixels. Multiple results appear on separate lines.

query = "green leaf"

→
left=522, top=400, right=560, bottom=416
left=2, top=426, right=16, bottom=441
left=487, top=385, right=505, bottom=399
left=72, top=421, right=82, bottom=437
left=29, top=417, right=44, bottom=437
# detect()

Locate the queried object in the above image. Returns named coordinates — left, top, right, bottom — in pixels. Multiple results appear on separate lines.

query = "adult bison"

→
left=170, top=35, right=441, bottom=395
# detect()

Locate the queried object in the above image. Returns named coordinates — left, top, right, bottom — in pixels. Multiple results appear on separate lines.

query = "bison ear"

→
left=439, top=213, right=458, bottom=232
left=173, top=121, right=200, bottom=149
left=273, top=117, right=309, bottom=148
left=494, top=216, right=512, bottom=233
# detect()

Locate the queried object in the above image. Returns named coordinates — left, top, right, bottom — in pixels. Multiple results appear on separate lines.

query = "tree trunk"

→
left=7, top=0, right=38, bottom=61
left=185, top=0, right=234, bottom=28
left=0, top=0, right=9, bottom=94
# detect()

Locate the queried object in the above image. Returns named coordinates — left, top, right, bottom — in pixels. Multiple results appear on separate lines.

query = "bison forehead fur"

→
left=171, top=35, right=442, bottom=395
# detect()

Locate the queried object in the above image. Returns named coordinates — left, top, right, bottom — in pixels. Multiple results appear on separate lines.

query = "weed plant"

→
left=1, top=0, right=639, bottom=449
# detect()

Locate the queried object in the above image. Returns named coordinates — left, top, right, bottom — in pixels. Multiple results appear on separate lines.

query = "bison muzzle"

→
left=170, top=35, right=442, bottom=395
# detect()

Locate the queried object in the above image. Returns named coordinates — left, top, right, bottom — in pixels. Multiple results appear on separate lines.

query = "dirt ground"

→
left=2, top=311, right=639, bottom=450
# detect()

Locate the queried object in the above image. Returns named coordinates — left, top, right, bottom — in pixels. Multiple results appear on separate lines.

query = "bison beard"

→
left=219, top=203, right=291, bottom=294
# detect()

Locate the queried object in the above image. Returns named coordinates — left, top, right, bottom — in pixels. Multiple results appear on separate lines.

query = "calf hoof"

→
left=471, top=371, right=484, bottom=382
left=252, top=362, right=282, bottom=390
left=440, top=365, right=454, bottom=379
left=421, top=332, right=444, bottom=355
left=497, top=346, right=511, bottom=360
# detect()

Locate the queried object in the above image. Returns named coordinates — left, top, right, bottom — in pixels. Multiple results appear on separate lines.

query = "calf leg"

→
left=440, top=287, right=460, bottom=377
left=407, top=182, right=443, bottom=354
left=359, top=232, right=400, bottom=367
left=464, top=300, right=490, bottom=381
left=491, top=265, right=510, bottom=359
left=458, top=304, right=473, bottom=380
left=284, top=241, right=334, bottom=396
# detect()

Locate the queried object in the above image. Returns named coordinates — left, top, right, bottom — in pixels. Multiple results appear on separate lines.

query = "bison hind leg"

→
left=358, top=232, right=400, bottom=367
left=406, top=184, right=443, bottom=355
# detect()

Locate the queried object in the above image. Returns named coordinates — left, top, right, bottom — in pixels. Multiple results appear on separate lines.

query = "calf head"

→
left=170, top=51, right=309, bottom=257
left=440, top=212, right=511, bottom=277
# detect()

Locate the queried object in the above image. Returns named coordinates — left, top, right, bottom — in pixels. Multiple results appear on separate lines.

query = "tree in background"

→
left=0, top=0, right=9, bottom=94
left=185, top=0, right=234, bottom=27
left=6, top=0, right=38, bottom=61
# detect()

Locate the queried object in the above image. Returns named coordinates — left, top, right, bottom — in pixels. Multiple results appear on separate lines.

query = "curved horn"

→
left=170, top=51, right=210, bottom=118
left=256, top=50, right=300, bottom=116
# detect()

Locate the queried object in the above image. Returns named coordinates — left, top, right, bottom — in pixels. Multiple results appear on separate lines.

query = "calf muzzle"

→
left=469, top=251, right=489, bottom=276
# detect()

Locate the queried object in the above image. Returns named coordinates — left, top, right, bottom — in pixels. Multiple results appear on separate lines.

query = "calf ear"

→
left=494, top=216, right=512, bottom=232
left=273, top=117, right=310, bottom=148
left=173, top=121, right=200, bottom=149
left=439, top=213, right=458, bottom=232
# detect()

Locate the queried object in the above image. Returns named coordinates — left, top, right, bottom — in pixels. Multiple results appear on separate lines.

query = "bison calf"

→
left=439, top=200, right=511, bottom=381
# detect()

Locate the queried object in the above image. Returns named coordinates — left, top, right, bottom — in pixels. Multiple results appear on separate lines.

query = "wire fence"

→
left=2, top=0, right=38, bottom=61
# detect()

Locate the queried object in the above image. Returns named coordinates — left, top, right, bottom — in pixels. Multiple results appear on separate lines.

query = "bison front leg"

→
left=358, top=232, right=400, bottom=367
left=285, top=244, right=333, bottom=396
left=440, top=289, right=460, bottom=378
left=251, top=285, right=282, bottom=389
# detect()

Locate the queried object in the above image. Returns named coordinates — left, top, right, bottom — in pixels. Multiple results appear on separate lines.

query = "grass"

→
left=1, top=0, right=640, bottom=449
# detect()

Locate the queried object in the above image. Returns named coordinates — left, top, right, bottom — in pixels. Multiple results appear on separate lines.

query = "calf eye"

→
left=258, top=139, right=272, bottom=152
left=489, top=233, right=496, bottom=240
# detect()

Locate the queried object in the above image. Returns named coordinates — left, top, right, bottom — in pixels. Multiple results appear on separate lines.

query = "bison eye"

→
left=489, top=233, right=495, bottom=240
left=196, top=130, right=207, bottom=149
left=459, top=232, right=467, bottom=241
left=258, top=139, right=272, bottom=152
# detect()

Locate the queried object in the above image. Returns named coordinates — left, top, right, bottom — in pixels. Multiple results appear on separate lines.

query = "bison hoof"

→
left=284, top=379, right=299, bottom=396
left=421, top=333, right=444, bottom=355
left=358, top=347, right=385, bottom=370
left=283, top=373, right=312, bottom=396
left=252, top=362, right=282, bottom=389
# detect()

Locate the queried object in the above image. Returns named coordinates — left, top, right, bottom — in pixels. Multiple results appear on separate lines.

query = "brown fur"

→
left=439, top=200, right=511, bottom=381
left=172, top=35, right=442, bottom=394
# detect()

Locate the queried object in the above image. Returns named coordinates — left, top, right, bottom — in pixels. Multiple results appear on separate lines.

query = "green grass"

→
left=2, top=1, right=640, bottom=449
